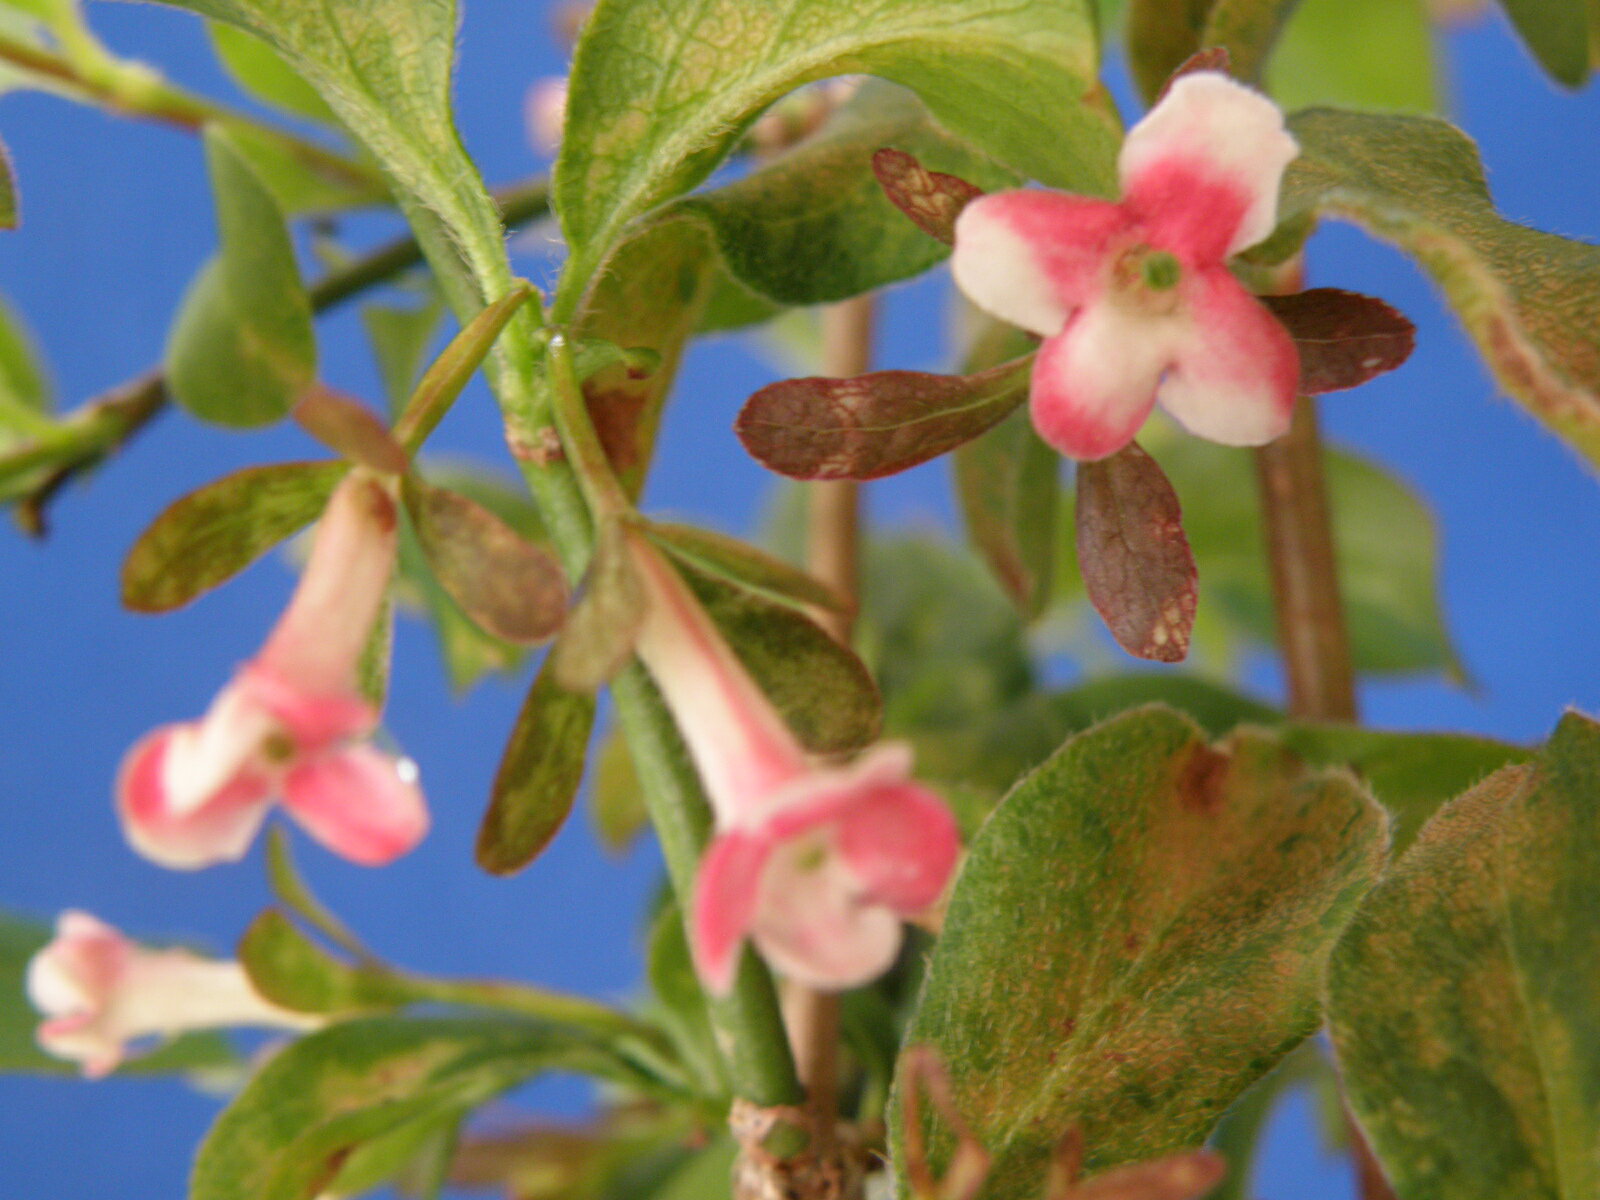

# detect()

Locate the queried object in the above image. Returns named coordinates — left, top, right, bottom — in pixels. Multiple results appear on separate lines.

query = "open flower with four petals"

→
left=951, top=71, right=1301, bottom=460
left=627, top=533, right=962, bottom=994
left=117, top=473, right=428, bottom=869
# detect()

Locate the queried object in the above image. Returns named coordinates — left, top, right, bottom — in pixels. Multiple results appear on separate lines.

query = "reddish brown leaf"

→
left=1075, top=442, right=1197, bottom=663
left=293, top=387, right=408, bottom=474
left=1154, top=47, right=1233, bottom=103
left=1261, top=288, right=1416, bottom=394
left=871, top=147, right=986, bottom=245
left=402, top=477, right=568, bottom=645
left=1062, top=1150, right=1226, bottom=1200
left=735, top=357, right=1032, bottom=481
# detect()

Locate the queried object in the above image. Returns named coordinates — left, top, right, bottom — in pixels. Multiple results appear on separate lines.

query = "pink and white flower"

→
left=27, top=910, right=318, bottom=1078
left=117, top=473, right=427, bottom=870
left=628, top=534, right=961, bottom=994
left=950, top=72, right=1301, bottom=461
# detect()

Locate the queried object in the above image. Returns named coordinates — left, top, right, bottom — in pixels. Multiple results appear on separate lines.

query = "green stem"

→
left=544, top=333, right=633, bottom=523
left=0, top=31, right=382, bottom=195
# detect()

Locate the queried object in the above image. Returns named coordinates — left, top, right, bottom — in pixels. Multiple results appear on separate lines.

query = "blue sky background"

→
left=0, top=3, right=1596, bottom=1197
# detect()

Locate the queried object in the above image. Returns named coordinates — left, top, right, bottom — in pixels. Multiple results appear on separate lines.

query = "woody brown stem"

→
left=786, top=293, right=876, bottom=1149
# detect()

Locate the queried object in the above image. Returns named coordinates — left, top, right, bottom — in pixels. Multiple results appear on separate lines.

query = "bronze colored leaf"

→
left=293, top=387, right=408, bottom=474
left=1075, top=442, right=1197, bottom=662
left=1261, top=288, right=1415, bottom=395
left=870, top=146, right=986, bottom=246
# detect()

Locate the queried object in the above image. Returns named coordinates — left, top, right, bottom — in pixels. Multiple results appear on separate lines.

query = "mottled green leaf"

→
left=121, top=459, right=345, bottom=612
left=686, top=564, right=882, bottom=755
left=477, top=657, right=597, bottom=876
left=397, top=518, right=526, bottom=693
left=642, top=518, right=845, bottom=613
left=555, top=0, right=1116, bottom=311
left=553, top=519, right=648, bottom=692
left=165, top=126, right=316, bottom=427
left=402, top=477, right=568, bottom=645
left=953, top=407, right=1059, bottom=620
left=292, top=388, right=407, bottom=474
left=190, top=1016, right=651, bottom=1200
left=1278, top=109, right=1600, bottom=468
left=208, top=22, right=336, bottom=123
left=1495, top=0, right=1593, bottom=86
left=1328, top=713, right=1600, bottom=1199
left=239, top=909, right=407, bottom=1015
left=894, top=707, right=1387, bottom=1198
left=0, top=911, right=237, bottom=1077
left=670, top=82, right=1015, bottom=306
left=1266, top=0, right=1438, bottom=113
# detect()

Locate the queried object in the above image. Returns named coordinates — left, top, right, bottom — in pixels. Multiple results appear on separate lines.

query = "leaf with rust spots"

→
left=190, top=1016, right=657, bottom=1200
left=1075, top=442, right=1197, bottom=663
left=122, top=459, right=347, bottom=612
left=1272, top=110, right=1600, bottom=470
left=1260, top=289, right=1415, bottom=395
left=737, top=356, right=1032, bottom=481
left=402, top=477, right=568, bottom=645
left=1329, top=711, right=1600, bottom=1200
left=872, top=146, right=986, bottom=246
left=892, top=706, right=1386, bottom=1200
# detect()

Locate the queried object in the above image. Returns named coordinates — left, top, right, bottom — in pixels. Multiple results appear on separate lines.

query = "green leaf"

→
left=402, top=477, right=569, bottom=645
left=1328, top=713, right=1600, bottom=1199
left=670, top=82, right=1016, bottom=306
left=0, top=911, right=237, bottom=1077
left=0, top=130, right=15, bottom=229
left=0, top=289, right=52, bottom=447
left=208, top=22, right=337, bottom=123
left=238, top=909, right=408, bottom=1015
left=1495, top=0, right=1593, bottom=86
left=552, top=519, right=648, bottom=692
left=292, top=388, right=408, bottom=474
left=265, top=827, right=370, bottom=959
left=686, top=564, right=883, bottom=755
left=190, top=1016, right=651, bottom=1200
left=1125, top=0, right=1214, bottom=101
left=1198, top=0, right=1298, bottom=83
left=397, top=517, right=527, bottom=693
left=165, top=126, right=316, bottom=427
left=645, top=904, right=726, bottom=1096
left=893, top=706, right=1386, bottom=1197
left=736, top=356, right=1033, bottom=481
left=1278, top=109, right=1600, bottom=469
left=1278, top=724, right=1531, bottom=853
left=952, top=407, right=1059, bottom=620
left=363, top=299, right=445, bottom=415
left=1060, top=430, right=1461, bottom=678
left=555, top=0, right=1117, bottom=307
left=476, top=657, right=597, bottom=876
left=641, top=518, right=846, bottom=613
left=121, top=459, right=346, bottom=613
left=1265, top=0, right=1438, bottom=113
left=590, top=728, right=649, bottom=854
left=214, top=118, right=383, bottom=215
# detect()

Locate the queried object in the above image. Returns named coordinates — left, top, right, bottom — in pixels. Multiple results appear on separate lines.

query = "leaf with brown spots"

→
left=871, top=147, right=986, bottom=246
left=1260, top=289, right=1415, bottom=395
left=891, top=705, right=1387, bottom=1200
left=1328, top=711, right=1600, bottom=1200
left=736, top=356, right=1032, bottom=481
left=1075, top=442, right=1197, bottom=662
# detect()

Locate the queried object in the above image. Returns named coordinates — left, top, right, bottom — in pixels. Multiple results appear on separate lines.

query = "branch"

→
left=3, top=177, right=551, bottom=536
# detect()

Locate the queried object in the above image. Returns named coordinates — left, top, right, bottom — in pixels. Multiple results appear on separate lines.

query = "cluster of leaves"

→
left=1, top=0, right=1599, bottom=1198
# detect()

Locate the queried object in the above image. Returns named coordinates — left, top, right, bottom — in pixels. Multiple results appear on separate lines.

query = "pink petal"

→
left=1028, top=304, right=1175, bottom=460
left=1157, top=267, right=1299, bottom=446
left=951, top=191, right=1127, bottom=338
left=749, top=839, right=903, bottom=991
left=833, top=782, right=962, bottom=914
left=280, top=744, right=428, bottom=866
left=116, top=725, right=275, bottom=870
left=1120, top=73, right=1298, bottom=260
left=689, top=830, right=773, bottom=995
left=236, top=662, right=375, bottom=751
left=36, top=1013, right=121, bottom=1079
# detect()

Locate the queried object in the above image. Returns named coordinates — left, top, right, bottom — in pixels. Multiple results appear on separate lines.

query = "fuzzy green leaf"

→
left=555, top=0, right=1116, bottom=304
left=165, top=127, right=316, bottom=426
left=189, top=1016, right=651, bottom=1200
left=121, top=459, right=345, bottom=612
left=476, top=657, right=597, bottom=876
left=1328, top=712, right=1600, bottom=1199
left=893, top=706, right=1387, bottom=1198
left=670, top=82, right=1015, bottom=306
left=207, top=22, right=336, bottom=123
left=1279, top=109, right=1600, bottom=469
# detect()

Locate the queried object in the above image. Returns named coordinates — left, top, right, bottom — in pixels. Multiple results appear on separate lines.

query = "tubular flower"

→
left=628, top=533, right=962, bottom=995
left=117, top=473, right=428, bottom=870
left=27, top=910, right=319, bottom=1078
left=950, top=71, right=1301, bottom=461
